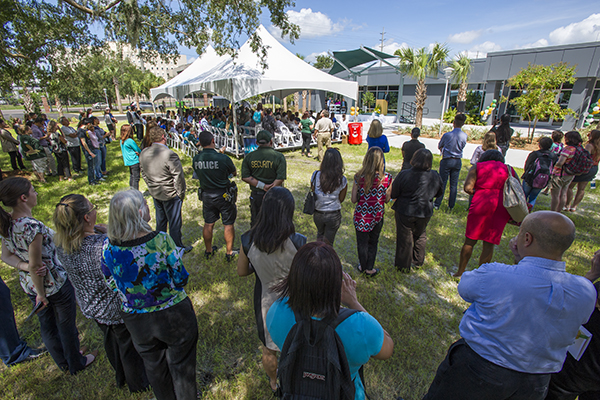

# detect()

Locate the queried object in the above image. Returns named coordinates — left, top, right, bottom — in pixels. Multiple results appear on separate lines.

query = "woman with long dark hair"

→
left=237, top=186, right=306, bottom=394
left=266, top=242, right=394, bottom=399
left=0, top=177, right=96, bottom=374
left=491, top=114, right=513, bottom=156
left=53, top=194, right=149, bottom=392
left=351, top=147, right=392, bottom=277
left=390, top=149, right=443, bottom=272
left=565, top=129, right=600, bottom=211
left=119, top=124, right=141, bottom=190
left=310, top=148, right=347, bottom=245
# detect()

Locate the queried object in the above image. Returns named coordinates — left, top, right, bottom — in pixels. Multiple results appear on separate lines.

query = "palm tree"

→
left=451, top=53, right=473, bottom=103
left=395, top=43, right=449, bottom=127
left=100, top=64, right=124, bottom=112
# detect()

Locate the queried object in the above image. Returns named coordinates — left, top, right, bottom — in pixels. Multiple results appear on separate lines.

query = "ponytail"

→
left=53, top=194, right=89, bottom=254
left=0, top=177, right=32, bottom=237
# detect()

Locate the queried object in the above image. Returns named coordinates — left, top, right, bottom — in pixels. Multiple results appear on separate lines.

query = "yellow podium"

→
left=375, top=99, right=388, bottom=115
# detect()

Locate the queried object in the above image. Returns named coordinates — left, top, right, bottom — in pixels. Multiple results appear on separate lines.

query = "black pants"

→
left=301, top=134, right=311, bottom=154
left=313, top=209, right=342, bottom=245
left=394, top=213, right=430, bottom=271
left=97, top=322, right=149, bottom=393
left=54, top=151, right=71, bottom=178
left=135, top=124, right=144, bottom=141
left=122, top=298, right=198, bottom=400
left=154, top=196, right=184, bottom=247
left=355, top=220, right=383, bottom=271
left=424, top=339, right=550, bottom=400
left=250, top=190, right=265, bottom=228
left=68, top=146, right=81, bottom=172
left=129, top=164, right=140, bottom=190
left=8, top=151, right=25, bottom=170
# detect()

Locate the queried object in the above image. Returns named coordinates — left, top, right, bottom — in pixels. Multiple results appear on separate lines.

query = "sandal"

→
left=84, top=350, right=99, bottom=368
left=364, top=268, right=380, bottom=278
left=356, top=264, right=364, bottom=273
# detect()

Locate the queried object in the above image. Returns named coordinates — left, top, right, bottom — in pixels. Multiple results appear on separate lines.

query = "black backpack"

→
left=524, top=153, right=554, bottom=189
left=278, top=308, right=359, bottom=400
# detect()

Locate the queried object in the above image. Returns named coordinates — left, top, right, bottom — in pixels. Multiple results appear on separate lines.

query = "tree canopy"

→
left=2, top=0, right=299, bottom=88
left=313, top=55, right=334, bottom=70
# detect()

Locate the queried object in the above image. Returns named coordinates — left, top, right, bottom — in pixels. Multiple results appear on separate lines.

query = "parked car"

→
left=138, top=101, right=154, bottom=111
left=93, top=102, right=109, bottom=110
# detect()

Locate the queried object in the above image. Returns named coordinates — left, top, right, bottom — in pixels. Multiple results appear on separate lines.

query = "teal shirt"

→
left=120, top=138, right=141, bottom=166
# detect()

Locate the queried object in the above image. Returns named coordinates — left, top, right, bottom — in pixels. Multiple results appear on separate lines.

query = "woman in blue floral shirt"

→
left=102, top=189, right=198, bottom=400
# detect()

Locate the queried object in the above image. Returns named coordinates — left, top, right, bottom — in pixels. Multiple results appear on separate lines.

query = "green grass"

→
left=1, top=133, right=600, bottom=400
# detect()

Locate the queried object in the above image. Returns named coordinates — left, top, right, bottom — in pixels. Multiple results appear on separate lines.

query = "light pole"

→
left=439, top=66, right=454, bottom=136
left=103, top=88, right=109, bottom=108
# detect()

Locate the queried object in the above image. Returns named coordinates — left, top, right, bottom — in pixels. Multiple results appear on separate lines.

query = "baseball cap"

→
left=256, top=130, right=272, bottom=144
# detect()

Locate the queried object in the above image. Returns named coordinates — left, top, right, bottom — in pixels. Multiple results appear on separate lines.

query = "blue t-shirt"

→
left=266, top=299, right=384, bottom=400
left=366, top=135, right=390, bottom=153
left=120, top=138, right=141, bottom=167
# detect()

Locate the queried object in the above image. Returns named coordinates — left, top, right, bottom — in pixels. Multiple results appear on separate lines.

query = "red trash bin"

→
left=348, top=122, right=363, bottom=145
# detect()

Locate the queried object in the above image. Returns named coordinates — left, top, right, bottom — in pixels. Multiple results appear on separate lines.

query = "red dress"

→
left=465, top=160, right=513, bottom=245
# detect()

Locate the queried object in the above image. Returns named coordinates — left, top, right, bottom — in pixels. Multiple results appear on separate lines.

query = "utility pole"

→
left=379, top=27, right=386, bottom=67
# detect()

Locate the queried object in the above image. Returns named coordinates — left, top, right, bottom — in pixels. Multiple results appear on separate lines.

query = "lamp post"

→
left=439, top=66, right=454, bottom=136
left=103, top=88, right=109, bottom=108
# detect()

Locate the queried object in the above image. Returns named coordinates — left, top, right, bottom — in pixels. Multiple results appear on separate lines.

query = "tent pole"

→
left=231, top=81, right=239, bottom=158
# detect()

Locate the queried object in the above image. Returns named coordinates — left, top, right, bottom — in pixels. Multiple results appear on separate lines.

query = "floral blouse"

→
left=353, top=172, right=392, bottom=232
left=2, top=217, right=67, bottom=297
left=101, top=231, right=189, bottom=314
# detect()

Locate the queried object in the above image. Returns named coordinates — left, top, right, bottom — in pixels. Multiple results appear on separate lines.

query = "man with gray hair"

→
left=423, top=211, right=596, bottom=400
left=140, top=127, right=191, bottom=253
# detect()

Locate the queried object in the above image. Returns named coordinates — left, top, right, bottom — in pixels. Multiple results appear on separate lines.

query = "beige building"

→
left=107, top=42, right=187, bottom=81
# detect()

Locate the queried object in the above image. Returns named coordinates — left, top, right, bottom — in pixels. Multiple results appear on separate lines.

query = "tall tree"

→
left=395, top=43, right=449, bottom=127
left=451, top=53, right=473, bottom=103
left=508, top=62, right=576, bottom=141
left=3, top=0, right=299, bottom=81
left=313, top=55, right=334, bottom=70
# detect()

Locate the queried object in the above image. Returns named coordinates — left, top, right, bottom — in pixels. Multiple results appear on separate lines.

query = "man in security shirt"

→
left=241, top=130, right=287, bottom=226
left=193, top=131, right=238, bottom=262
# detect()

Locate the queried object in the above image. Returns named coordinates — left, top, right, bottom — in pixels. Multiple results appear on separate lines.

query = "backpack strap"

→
left=331, top=308, right=359, bottom=329
left=290, top=233, right=307, bottom=251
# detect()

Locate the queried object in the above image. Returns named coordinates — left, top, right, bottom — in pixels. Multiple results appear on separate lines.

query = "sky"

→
left=179, top=1, right=600, bottom=65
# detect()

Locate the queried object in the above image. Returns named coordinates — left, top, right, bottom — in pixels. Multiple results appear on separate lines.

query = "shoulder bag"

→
left=503, top=164, right=528, bottom=222
left=303, top=171, right=317, bottom=215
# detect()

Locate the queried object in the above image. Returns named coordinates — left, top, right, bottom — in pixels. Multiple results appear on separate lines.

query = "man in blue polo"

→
left=423, top=211, right=596, bottom=400
left=434, top=113, right=467, bottom=210
left=193, top=131, right=238, bottom=261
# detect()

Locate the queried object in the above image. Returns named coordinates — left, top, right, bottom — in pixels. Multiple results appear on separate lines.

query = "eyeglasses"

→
left=86, top=203, right=97, bottom=214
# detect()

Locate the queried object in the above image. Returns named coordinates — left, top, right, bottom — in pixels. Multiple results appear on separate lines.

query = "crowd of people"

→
left=0, top=105, right=600, bottom=400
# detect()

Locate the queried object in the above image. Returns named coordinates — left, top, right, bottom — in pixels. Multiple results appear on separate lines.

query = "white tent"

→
left=150, top=25, right=358, bottom=103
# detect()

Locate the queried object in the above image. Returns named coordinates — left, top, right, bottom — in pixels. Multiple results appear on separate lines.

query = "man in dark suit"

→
left=140, top=126, right=191, bottom=253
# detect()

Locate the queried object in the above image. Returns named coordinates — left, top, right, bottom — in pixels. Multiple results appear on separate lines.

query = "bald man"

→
left=424, top=211, right=596, bottom=400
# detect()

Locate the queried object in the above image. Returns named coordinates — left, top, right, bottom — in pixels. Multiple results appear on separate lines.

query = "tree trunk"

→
left=135, top=92, right=140, bottom=108
left=283, top=97, right=287, bottom=112
left=415, top=79, right=427, bottom=129
left=23, top=87, right=34, bottom=114
left=55, top=95, right=64, bottom=118
left=294, top=92, right=300, bottom=112
left=308, top=90, right=312, bottom=111
left=301, top=91, right=307, bottom=113
left=531, top=118, right=538, bottom=143
left=114, top=77, right=123, bottom=113
left=458, top=82, right=468, bottom=103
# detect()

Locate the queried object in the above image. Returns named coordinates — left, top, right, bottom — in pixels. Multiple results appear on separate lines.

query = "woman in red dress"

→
left=454, top=150, right=517, bottom=277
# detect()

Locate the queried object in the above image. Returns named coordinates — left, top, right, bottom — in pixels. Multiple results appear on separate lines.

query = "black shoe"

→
left=184, top=245, right=193, bottom=254
left=205, top=245, right=218, bottom=259
left=225, top=250, right=239, bottom=263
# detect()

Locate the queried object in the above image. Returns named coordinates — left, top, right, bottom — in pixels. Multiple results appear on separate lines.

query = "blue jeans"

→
left=85, top=151, right=96, bottom=184
left=92, top=148, right=102, bottom=180
left=0, top=277, right=33, bottom=366
left=435, top=158, right=462, bottom=209
left=154, top=196, right=184, bottom=247
left=29, top=280, right=87, bottom=374
left=99, top=145, right=107, bottom=173
left=522, top=181, right=543, bottom=207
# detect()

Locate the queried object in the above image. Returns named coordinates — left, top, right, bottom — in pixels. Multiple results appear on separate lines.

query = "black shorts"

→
left=202, top=191, right=237, bottom=225
left=107, top=124, right=115, bottom=132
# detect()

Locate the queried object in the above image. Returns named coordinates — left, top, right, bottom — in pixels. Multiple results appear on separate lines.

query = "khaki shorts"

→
left=550, top=174, right=575, bottom=191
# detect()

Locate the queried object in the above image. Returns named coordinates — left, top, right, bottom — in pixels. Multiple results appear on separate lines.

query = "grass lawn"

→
left=1, top=127, right=599, bottom=400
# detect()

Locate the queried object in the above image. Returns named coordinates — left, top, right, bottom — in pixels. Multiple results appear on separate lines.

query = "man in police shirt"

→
left=241, top=130, right=286, bottom=227
left=193, top=131, right=238, bottom=261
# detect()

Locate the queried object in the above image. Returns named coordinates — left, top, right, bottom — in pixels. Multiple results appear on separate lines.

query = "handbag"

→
left=503, top=164, right=528, bottom=223
left=303, top=172, right=317, bottom=215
